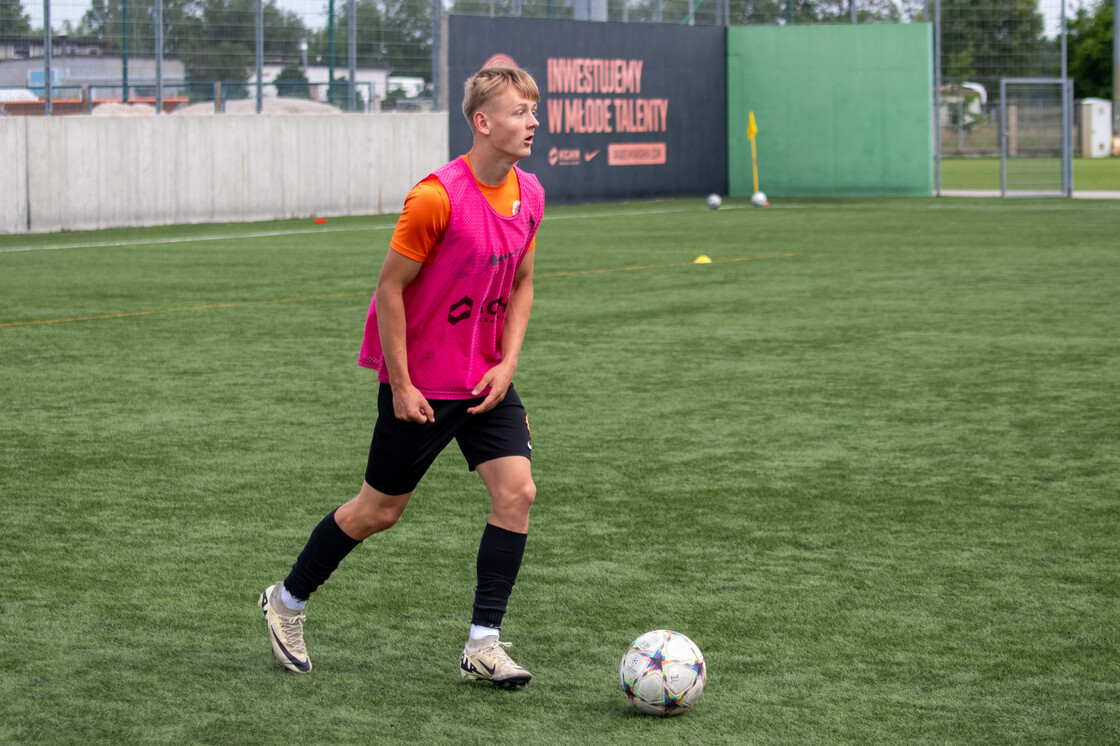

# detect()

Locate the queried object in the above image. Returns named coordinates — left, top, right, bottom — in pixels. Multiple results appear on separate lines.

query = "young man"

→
left=259, top=67, right=544, bottom=688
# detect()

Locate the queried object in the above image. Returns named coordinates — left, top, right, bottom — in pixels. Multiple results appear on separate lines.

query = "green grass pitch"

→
left=1, top=196, right=1118, bottom=744
left=940, top=156, right=1120, bottom=191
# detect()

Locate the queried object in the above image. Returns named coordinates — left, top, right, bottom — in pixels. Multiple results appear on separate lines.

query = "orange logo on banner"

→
left=548, top=147, right=582, bottom=166
left=483, top=53, right=520, bottom=69
left=608, top=143, right=667, bottom=166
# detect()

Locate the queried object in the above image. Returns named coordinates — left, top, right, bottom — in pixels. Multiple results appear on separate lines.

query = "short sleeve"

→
left=390, top=176, right=451, bottom=263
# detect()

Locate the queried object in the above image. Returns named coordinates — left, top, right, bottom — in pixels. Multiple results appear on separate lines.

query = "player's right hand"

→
left=392, top=384, right=435, bottom=423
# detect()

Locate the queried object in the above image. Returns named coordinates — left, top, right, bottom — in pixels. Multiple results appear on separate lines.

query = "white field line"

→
left=0, top=224, right=394, bottom=254
left=0, top=204, right=744, bottom=254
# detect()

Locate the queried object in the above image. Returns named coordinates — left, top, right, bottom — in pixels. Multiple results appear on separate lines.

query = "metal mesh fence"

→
left=935, top=0, right=1068, bottom=161
left=1000, top=77, right=1072, bottom=195
left=2, top=0, right=438, bottom=112
left=2, top=0, right=1079, bottom=196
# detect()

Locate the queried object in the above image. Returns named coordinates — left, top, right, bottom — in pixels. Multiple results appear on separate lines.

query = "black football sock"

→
left=471, top=523, right=528, bottom=630
left=283, top=509, right=361, bottom=602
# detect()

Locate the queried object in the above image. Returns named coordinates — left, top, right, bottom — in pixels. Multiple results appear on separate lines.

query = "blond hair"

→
left=462, top=67, right=540, bottom=130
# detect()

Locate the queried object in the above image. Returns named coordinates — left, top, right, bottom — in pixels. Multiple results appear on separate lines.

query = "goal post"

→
left=999, top=78, right=1073, bottom=198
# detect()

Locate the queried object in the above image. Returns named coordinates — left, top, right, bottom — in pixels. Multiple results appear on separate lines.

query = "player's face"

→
left=480, top=86, right=539, bottom=161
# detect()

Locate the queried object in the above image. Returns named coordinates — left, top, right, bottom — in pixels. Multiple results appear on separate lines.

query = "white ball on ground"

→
left=706, top=193, right=722, bottom=210
left=620, top=629, right=706, bottom=716
left=751, top=192, right=768, bottom=207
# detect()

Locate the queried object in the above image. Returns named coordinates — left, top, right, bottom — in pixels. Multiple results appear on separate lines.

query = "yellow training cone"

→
left=694, top=255, right=712, bottom=264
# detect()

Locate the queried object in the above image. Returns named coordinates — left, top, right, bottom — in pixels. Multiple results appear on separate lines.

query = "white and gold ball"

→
left=620, top=629, right=706, bottom=716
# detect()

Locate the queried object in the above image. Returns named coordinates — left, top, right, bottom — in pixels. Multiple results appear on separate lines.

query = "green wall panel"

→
left=728, top=24, right=933, bottom=197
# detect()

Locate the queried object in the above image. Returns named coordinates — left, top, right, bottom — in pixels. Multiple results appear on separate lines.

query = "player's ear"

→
left=473, top=109, right=490, bottom=135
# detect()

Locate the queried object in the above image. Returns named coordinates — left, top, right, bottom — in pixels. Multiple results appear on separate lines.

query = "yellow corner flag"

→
left=748, top=112, right=760, bottom=194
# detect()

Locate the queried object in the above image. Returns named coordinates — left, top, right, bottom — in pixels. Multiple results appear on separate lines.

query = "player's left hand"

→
left=467, top=364, right=514, bottom=415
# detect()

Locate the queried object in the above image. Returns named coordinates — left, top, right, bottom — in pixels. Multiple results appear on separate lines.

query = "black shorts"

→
left=364, top=382, right=532, bottom=496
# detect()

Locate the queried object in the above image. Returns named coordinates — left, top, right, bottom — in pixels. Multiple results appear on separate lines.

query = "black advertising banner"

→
left=447, top=15, right=728, bottom=204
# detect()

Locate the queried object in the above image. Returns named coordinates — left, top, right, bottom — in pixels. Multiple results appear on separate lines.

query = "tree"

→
left=1067, top=0, right=1113, bottom=99
left=620, top=0, right=736, bottom=25
left=448, top=0, right=573, bottom=20
left=381, top=0, right=434, bottom=76
left=75, top=0, right=307, bottom=95
left=453, top=0, right=906, bottom=25
left=308, top=0, right=385, bottom=70
left=939, top=0, right=1047, bottom=95
left=1, top=0, right=31, bottom=35
left=176, top=0, right=306, bottom=97
left=274, top=64, right=312, bottom=98
left=75, top=0, right=197, bottom=55
left=811, top=0, right=900, bottom=23
left=728, top=0, right=787, bottom=25
left=311, top=0, right=433, bottom=79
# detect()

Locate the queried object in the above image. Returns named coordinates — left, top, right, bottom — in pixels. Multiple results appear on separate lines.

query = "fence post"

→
left=255, top=0, right=263, bottom=113
left=1114, top=0, right=1119, bottom=136
left=430, top=0, right=441, bottom=110
left=1008, top=104, right=1018, bottom=156
left=957, top=97, right=964, bottom=151
left=327, top=0, right=335, bottom=104
left=933, top=0, right=941, bottom=195
left=155, top=0, right=163, bottom=114
left=122, top=0, right=129, bottom=103
left=42, top=0, right=52, bottom=116
left=348, top=0, right=357, bottom=111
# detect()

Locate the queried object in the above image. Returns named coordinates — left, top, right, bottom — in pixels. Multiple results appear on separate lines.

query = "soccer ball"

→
left=619, top=630, right=706, bottom=716
left=751, top=191, right=769, bottom=207
left=706, top=193, right=722, bottom=210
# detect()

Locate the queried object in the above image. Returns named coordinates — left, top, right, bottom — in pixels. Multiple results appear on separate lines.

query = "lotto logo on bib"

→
left=447, top=295, right=508, bottom=326
left=448, top=296, right=473, bottom=325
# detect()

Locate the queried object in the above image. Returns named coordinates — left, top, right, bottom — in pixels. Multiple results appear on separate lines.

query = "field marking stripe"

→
left=537, top=253, right=793, bottom=278
left=0, top=205, right=739, bottom=254
left=543, top=204, right=745, bottom=221
left=0, top=225, right=395, bottom=253
left=0, top=253, right=792, bottom=328
left=0, top=292, right=368, bottom=328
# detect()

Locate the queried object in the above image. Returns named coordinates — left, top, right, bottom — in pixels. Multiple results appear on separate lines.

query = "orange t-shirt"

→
left=390, top=154, right=537, bottom=264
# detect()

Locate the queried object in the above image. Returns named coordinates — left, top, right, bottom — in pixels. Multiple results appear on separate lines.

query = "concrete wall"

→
left=1, top=112, right=448, bottom=234
left=0, top=118, right=30, bottom=231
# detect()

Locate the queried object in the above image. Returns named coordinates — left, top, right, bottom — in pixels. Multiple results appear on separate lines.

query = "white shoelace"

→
left=278, top=613, right=307, bottom=654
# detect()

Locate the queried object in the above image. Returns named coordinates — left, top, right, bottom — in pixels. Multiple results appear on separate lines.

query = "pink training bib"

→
left=358, top=157, right=544, bottom=399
